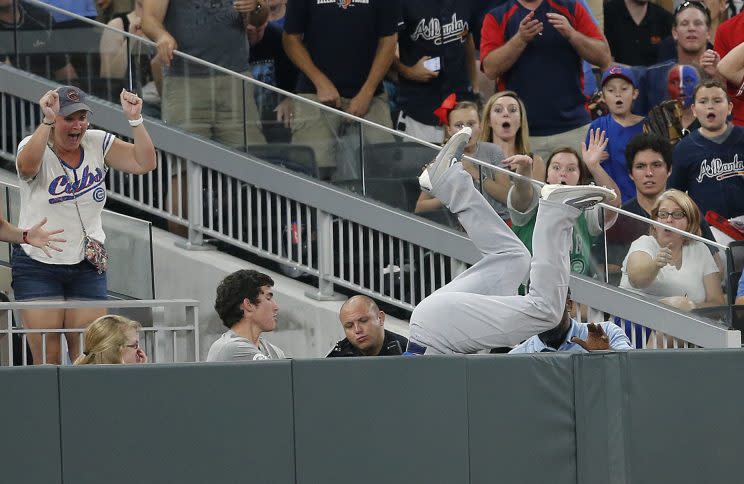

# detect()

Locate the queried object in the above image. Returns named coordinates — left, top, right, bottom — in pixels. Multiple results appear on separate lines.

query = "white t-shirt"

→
left=16, top=130, right=114, bottom=264
left=619, top=235, right=719, bottom=304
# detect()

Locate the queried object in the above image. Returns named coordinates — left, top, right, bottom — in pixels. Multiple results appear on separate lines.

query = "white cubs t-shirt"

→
left=16, top=129, right=114, bottom=264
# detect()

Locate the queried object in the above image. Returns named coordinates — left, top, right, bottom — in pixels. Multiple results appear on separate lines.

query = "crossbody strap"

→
left=51, top=146, right=89, bottom=238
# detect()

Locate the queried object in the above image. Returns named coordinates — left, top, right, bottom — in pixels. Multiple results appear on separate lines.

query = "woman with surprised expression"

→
left=505, top=129, right=622, bottom=279
left=415, top=100, right=509, bottom=222
left=481, top=91, right=546, bottom=183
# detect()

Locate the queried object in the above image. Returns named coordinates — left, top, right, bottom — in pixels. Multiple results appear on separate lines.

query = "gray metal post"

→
left=176, top=160, right=214, bottom=250
left=188, top=304, right=200, bottom=362
left=6, top=308, right=13, bottom=367
left=305, top=209, right=343, bottom=301
left=359, top=123, right=366, bottom=194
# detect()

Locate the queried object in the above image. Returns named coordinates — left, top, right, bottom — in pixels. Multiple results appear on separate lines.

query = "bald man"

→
left=327, top=295, right=408, bottom=357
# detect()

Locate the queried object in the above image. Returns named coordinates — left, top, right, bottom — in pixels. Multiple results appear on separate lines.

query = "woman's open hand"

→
left=26, top=217, right=65, bottom=257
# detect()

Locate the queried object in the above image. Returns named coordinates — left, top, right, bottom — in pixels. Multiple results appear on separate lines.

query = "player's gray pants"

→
left=408, top=166, right=581, bottom=354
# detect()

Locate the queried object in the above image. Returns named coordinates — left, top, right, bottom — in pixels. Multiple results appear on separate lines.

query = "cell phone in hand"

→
left=423, top=56, right=441, bottom=72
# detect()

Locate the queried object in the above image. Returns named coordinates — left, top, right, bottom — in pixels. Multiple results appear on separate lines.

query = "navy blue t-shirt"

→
left=586, top=114, right=644, bottom=204
left=397, top=0, right=479, bottom=125
left=669, top=126, right=744, bottom=219
left=284, top=0, right=399, bottom=99
left=480, top=0, right=604, bottom=136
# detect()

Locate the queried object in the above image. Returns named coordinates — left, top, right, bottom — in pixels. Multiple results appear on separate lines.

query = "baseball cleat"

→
left=418, top=126, right=472, bottom=192
left=540, top=184, right=616, bottom=211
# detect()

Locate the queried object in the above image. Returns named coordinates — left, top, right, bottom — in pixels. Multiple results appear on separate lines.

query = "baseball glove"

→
left=643, top=100, right=684, bottom=144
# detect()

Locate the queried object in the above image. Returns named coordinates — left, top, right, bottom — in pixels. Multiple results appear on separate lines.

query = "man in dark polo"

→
left=327, top=295, right=408, bottom=357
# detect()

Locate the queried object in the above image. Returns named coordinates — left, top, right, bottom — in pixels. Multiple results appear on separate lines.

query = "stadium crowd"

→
left=1, top=0, right=744, bottom=362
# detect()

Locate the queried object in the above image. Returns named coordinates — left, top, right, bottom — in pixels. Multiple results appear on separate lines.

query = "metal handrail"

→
left=0, top=299, right=200, bottom=365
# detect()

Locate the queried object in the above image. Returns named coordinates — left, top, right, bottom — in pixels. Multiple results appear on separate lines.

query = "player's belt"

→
left=404, top=341, right=427, bottom=355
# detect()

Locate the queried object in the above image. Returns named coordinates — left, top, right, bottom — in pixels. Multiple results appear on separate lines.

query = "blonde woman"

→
left=620, top=189, right=725, bottom=311
left=480, top=91, right=546, bottom=182
left=74, top=315, right=147, bottom=365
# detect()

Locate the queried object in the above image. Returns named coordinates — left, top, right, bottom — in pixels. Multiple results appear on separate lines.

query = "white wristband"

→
left=128, top=116, right=144, bottom=127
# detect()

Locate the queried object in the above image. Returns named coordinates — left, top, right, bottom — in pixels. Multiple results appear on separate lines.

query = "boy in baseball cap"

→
left=585, top=65, right=645, bottom=203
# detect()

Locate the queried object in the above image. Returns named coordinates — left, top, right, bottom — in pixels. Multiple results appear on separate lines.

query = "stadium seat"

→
left=244, top=143, right=318, bottom=178
left=362, top=141, right=437, bottom=178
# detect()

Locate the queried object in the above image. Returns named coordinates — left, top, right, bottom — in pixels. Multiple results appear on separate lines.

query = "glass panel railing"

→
left=5, top=0, right=435, bottom=197
left=345, top=127, right=446, bottom=224
left=7, top=1, right=366, bottom=181
left=101, top=210, right=155, bottom=299
left=2, top=182, right=154, bottom=299
left=356, top=123, right=518, bottom=232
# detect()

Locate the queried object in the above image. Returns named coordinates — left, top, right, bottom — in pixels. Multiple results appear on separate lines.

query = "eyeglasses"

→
left=125, top=341, right=140, bottom=350
left=674, top=1, right=710, bottom=20
left=657, top=210, right=687, bottom=220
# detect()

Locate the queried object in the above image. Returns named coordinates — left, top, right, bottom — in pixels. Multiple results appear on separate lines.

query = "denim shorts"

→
left=11, top=245, right=107, bottom=300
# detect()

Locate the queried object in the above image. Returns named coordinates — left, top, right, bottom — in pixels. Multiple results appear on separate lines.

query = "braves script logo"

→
left=696, top=154, right=744, bottom=182
left=47, top=166, right=105, bottom=204
left=411, top=14, right=468, bottom=46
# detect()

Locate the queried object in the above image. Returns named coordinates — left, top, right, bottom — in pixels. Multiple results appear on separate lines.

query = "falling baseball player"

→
left=405, top=127, right=616, bottom=355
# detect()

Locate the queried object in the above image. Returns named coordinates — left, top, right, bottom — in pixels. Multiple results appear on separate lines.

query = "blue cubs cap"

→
left=600, top=65, right=636, bottom=88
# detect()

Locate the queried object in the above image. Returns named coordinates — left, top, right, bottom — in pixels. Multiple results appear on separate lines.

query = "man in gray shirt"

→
left=142, top=0, right=266, bottom=235
left=207, top=269, right=285, bottom=362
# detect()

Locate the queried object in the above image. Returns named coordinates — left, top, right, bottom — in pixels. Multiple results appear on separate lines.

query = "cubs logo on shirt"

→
left=47, top=165, right=105, bottom=204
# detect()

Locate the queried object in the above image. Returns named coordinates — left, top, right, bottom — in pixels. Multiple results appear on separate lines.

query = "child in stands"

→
left=586, top=66, right=645, bottom=204
left=415, top=99, right=508, bottom=220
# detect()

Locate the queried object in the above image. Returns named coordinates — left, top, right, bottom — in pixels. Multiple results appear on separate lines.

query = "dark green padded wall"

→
left=58, top=362, right=295, bottom=484
left=624, top=350, right=744, bottom=484
left=467, top=353, right=577, bottom=484
left=292, top=356, right=470, bottom=484
left=0, top=366, right=62, bottom=484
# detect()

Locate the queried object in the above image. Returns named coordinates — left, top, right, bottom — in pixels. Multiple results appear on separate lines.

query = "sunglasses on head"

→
left=674, top=0, right=711, bottom=20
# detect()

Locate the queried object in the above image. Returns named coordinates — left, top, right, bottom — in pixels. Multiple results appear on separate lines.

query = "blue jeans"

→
left=11, top=245, right=107, bottom=300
